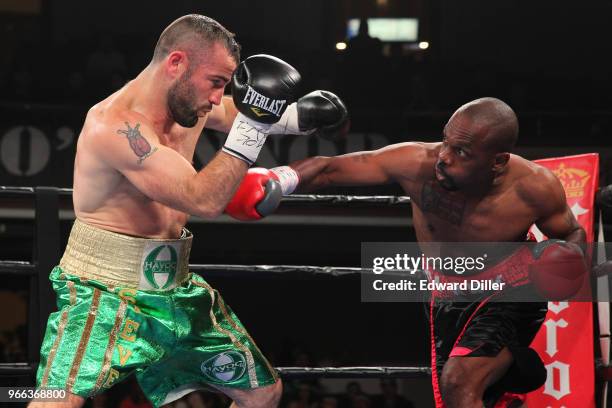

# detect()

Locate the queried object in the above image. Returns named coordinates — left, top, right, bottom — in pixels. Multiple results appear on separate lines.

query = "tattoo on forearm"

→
left=421, top=181, right=466, bottom=225
left=351, top=155, right=369, bottom=163
left=117, top=122, right=158, bottom=164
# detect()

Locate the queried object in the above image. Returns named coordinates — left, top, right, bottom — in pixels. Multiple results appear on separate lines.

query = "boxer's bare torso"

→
left=293, top=141, right=581, bottom=262
left=293, top=96, right=582, bottom=252
left=397, top=143, right=562, bottom=243
left=289, top=98, right=586, bottom=408
left=73, top=43, right=238, bottom=239
left=73, top=84, right=204, bottom=239
left=389, top=143, right=580, bottom=261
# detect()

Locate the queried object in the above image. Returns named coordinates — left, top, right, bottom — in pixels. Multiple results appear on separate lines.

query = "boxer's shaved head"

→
left=152, top=14, right=241, bottom=65
left=436, top=98, right=518, bottom=192
left=151, top=15, right=240, bottom=128
left=457, top=97, right=519, bottom=153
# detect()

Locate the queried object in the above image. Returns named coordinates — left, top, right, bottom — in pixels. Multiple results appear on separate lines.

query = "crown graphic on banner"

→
left=551, top=164, right=591, bottom=199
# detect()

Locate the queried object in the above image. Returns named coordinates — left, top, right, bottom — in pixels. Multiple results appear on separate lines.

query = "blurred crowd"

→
left=76, top=343, right=416, bottom=407
left=3, top=18, right=609, bottom=117
left=84, top=377, right=415, bottom=408
left=0, top=327, right=27, bottom=363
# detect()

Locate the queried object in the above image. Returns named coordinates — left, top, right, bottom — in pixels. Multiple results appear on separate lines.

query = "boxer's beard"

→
left=436, top=165, right=459, bottom=191
left=168, top=72, right=198, bottom=128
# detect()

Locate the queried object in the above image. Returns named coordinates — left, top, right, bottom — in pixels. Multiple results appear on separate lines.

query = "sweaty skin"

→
left=289, top=98, right=586, bottom=408
left=73, top=42, right=243, bottom=239
left=292, top=118, right=584, bottom=250
left=32, top=14, right=288, bottom=408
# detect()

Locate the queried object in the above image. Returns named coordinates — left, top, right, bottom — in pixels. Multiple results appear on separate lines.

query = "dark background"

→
left=0, top=1, right=611, bottom=406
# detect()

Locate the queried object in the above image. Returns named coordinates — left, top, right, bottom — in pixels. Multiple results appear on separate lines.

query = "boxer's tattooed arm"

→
left=117, top=122, right=158, bottom=164
left=351, top=154, right=369, bottom=163
left=421, top=181, right=466, bottom=225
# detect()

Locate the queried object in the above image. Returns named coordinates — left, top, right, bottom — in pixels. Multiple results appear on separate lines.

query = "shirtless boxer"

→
left=31, top=14, right=347, bottom=408
left=228, top=97, right=587, bottom=407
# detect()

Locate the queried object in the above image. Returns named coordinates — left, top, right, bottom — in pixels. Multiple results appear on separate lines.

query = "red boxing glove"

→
left=529, top=240, right=587, bottom=300
left=225, top=168, right=282, bottom=221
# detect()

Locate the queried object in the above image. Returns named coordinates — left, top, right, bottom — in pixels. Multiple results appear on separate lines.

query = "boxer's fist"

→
left=269, top=90, right=350, bottom=140
left=529, top=239, right=587, bottom=300
left=232, top=54, right=301, bottom=125
left=225, top=168, right=282, bottom=221
left=295, top=90, right=349, bottom=140
left=224, top=55, right=302, bottom=164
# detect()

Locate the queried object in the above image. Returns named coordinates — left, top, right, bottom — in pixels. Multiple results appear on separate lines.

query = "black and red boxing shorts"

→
left=426, top=243, right=548, bottom=408
left=428, top=292, right=547, bottom=407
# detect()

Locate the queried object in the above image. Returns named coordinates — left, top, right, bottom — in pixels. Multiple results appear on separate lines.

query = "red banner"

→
left=526, top=153, right=598, bottom=407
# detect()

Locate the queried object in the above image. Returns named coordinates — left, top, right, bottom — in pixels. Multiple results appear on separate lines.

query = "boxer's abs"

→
left=75, top=177, right=188, bottom=239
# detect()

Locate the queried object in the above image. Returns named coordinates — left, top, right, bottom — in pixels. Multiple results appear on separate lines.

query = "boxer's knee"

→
left=440, top=349, right=517, bottom=407
left=241, top=378, right=283, bottom=408
left=212, top=377, right=283, bottom=408
left=263, top=379, right=283, bottom=408
left=440, top=359, right=484, bottom=407
left=28, top=392, right=85, bottom=408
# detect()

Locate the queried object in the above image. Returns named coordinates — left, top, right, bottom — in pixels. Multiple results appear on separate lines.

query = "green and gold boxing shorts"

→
left=36, top=219, right=278, bottom=407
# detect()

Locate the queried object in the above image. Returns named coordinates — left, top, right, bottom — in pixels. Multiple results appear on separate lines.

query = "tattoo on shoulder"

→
left=116, top=122, right=158, bottom=164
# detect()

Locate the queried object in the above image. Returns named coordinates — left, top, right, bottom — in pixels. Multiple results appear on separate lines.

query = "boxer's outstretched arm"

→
left=289, top=142, right=429, bottom=191
left=96, top=116, right=247, bottom=218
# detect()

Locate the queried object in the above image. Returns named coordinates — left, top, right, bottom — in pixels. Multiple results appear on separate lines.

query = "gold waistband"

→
left=59, top=219, right=193, bottom=290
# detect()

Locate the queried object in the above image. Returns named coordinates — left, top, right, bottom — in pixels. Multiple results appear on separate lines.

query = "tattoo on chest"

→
left=117, top=122, right=158, bottom=164
left=420, top=181, right=466, bottom=225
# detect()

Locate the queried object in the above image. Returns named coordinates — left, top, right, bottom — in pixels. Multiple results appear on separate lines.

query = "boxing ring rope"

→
left=283, top=194, right=411, bottom=205
left=0, top=185, right=413, bottom=205
left=0, top=186, right=611, bottom=384
left=275, top=366, right=431, bottom=379
left=0, top=187, right=60, bottom=379
left=0, top=186, right=74, bottom=196
left=0, top=260, right=36, bottom=275
left=190, top=264, right=371, bottom=278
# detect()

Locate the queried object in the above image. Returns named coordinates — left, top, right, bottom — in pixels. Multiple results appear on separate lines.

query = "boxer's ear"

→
left=492, top=152, right=510, bottom=173
left=166, top=51, right=188, bottom=78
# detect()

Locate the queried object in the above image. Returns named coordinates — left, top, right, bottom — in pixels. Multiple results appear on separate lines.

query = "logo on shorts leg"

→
left=201, top=351, right=247, bottom=383
left=143, top=245, right=177, bottom=289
